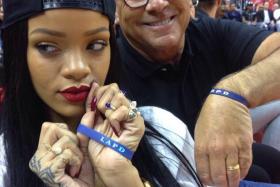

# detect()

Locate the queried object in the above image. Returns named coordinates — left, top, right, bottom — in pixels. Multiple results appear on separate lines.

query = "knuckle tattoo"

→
left=29, top=155, right=41, bottom=173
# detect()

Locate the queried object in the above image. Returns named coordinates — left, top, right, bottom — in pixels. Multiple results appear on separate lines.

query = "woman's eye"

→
left=87, top=40, right=108, bottom=52
left=36, top=43, right=60, bottom=55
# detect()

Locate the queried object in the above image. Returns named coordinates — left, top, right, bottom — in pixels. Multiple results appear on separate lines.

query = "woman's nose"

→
left=61, top=52, right=91, bottom=81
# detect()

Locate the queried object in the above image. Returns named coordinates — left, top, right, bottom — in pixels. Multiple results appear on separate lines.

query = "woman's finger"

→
left=50, top=135, right=83, bottom=165
left=51, top=149, right=81, bottom=178
left=96, top=83, right=120, bottom=113
left=85, top=82, right=99, bottom=112
left=38, top=122, right=78, bottom=147
left=77, top=111, right=96, bottom=154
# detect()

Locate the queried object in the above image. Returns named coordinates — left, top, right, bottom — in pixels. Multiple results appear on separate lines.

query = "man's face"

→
left=116, top=0, right=191, bottom=63
left=264, top=2, right=269, bottom=9
left=230, top=3, right=236, bottom=11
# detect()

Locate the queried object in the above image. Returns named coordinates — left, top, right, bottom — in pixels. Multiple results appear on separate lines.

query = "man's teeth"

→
left=149, top=18, right=172, bottom=26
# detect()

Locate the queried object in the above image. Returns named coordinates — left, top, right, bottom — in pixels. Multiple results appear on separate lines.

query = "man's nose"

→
left=145, top=0, right=169, bottom=13
left=61, top=52, right=91, bottom=81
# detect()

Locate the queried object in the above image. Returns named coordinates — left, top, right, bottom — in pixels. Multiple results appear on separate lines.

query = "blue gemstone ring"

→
left=105, top=102, right=117, bottom=111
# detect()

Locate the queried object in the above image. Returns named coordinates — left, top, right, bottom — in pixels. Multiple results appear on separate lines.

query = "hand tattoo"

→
left=29, top=155, right=41, bottom=173
left=29, top=155, right=58, bottom=187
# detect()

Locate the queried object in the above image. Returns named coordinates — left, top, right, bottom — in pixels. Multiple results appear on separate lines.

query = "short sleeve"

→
left=214, top=19, right=272, bottom=70
left=190, top=17, right=272, bottom=72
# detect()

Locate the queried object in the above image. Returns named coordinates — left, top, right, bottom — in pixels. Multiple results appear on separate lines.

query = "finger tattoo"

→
left=39, top=167, right=56, bottom=186
left=29, top=155, right=41, bottom=173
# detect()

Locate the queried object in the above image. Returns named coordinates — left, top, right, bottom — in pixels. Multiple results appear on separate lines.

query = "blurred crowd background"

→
left=218, top=0, right=280, bottom=31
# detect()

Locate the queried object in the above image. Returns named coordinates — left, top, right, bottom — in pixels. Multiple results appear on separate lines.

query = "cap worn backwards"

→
left=2, top=0, right=116, bottom=29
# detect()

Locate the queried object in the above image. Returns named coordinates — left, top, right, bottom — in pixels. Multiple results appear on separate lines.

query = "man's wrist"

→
left=215, top=78, right=251, bottom=106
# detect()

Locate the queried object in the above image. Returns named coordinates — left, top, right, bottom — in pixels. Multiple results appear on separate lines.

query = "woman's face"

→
left=27, top=9, right=110, bottom=121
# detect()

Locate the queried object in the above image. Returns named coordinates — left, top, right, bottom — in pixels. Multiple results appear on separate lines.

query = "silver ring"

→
left=127, top=101, right=139, bottom=122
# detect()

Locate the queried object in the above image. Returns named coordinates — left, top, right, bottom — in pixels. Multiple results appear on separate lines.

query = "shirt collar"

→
left=118, top=29, right=193, bottom=78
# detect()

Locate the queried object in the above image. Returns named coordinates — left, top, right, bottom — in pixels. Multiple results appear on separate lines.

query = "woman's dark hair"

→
left=0, top=19, right=48, bottom=186
left=0, top=14, right=202, bottom=187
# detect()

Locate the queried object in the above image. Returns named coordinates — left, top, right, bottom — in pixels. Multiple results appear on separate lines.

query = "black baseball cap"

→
left=2, top=0, right=115, bottom=29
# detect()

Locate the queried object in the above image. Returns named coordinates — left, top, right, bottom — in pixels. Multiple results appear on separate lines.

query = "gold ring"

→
left=227, top=164, right=240, bottom=171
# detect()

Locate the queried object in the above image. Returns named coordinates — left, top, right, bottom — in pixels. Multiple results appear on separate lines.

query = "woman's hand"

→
left=79, top=83, right=145, bottom=187
left=29, top=122, right=95, bottom=187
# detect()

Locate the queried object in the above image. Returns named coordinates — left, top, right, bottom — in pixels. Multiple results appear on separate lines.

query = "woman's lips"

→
left=59, top=85, right=90, bottom=103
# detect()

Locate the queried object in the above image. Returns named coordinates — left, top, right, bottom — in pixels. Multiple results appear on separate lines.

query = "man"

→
left=256, top=1, right=275, bottom=30
left=273, top=2, right=280, bottom=31
left=115, top=0, right=280, bottom=186
left=225, top=3, right=242, bottom=22
left=242, top=1, right=257, bottom=25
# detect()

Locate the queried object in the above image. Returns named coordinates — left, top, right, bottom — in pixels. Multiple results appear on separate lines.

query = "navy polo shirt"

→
left=117, top=16, right=272, bottom=136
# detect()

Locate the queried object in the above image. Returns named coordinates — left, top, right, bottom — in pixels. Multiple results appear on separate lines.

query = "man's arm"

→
left=195, top=32, right=280, bottom=187
left=221, top=32, right=280, bottom=107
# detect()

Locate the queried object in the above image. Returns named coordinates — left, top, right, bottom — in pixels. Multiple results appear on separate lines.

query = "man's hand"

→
left=194, top=94, right=253, bottom=187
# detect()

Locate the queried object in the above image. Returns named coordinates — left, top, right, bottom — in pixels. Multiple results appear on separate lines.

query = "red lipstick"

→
left=59, top=85, right=90, bottom=103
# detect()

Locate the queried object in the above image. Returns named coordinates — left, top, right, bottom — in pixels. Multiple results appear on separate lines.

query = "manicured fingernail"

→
left=112, top=126, right=120, bottom=137
left=91, top=97, right=97, bottom=111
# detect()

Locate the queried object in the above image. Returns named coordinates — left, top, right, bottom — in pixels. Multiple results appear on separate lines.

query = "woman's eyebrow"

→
left=29, top=27, right=109, bottom=37
left=84, top=27, right=109, bottom=36
left=30, top=28, right=66, bottom=37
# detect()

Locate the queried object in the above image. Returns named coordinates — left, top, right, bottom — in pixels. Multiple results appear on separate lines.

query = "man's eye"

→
left=36, top=43, right=60, bottom=55
left=87, top=40, right=108, bottom=51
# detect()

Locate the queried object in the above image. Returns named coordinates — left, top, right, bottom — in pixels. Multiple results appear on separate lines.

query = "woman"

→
left=0, top=0, right=201, bottom=186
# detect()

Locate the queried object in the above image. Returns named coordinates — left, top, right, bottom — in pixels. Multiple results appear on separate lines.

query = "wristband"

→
left=210, top=88, right=249, bottom=107
left=77, top=124, right=134, bottom=160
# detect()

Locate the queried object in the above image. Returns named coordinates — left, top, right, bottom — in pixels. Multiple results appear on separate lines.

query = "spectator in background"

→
left=273, top=2, right=280, bottom=31
left=242, top=1, right=257, bottom=25
left=226, top=2, right=242, bottom=22
left=256, top=1, right=276, bottom=30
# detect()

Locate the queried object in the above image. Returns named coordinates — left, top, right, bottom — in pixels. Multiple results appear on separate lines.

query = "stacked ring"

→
left=127, top=101, right=139, bottom=122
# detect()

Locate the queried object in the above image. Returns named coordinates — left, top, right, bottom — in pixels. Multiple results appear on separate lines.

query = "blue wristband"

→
left=210, top=88, right=249, bottom=107
left=77, top=124, right=134, bottom=160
